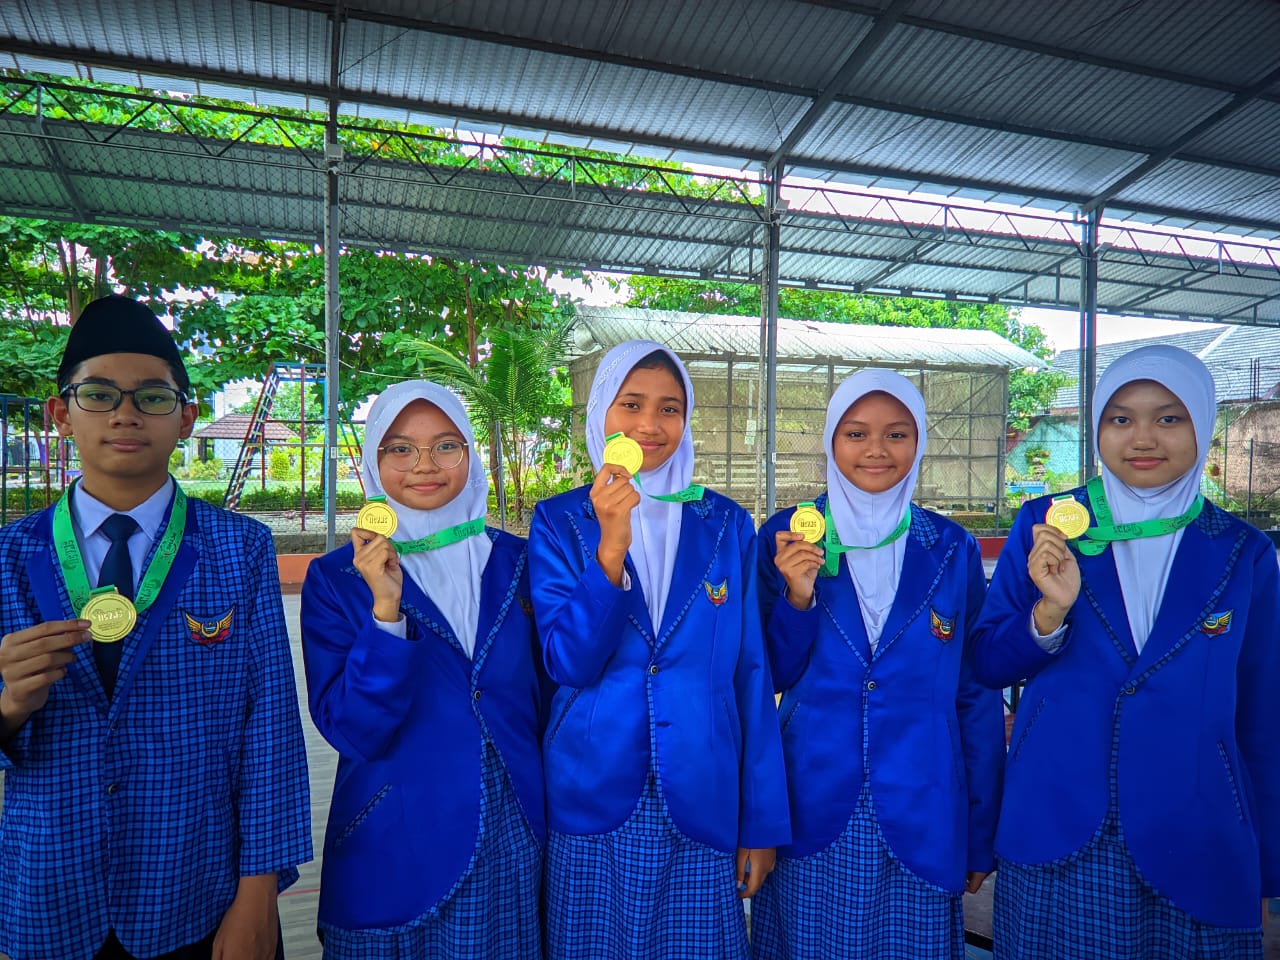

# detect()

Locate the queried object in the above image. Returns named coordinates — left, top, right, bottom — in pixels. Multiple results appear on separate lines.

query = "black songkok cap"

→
left=57, top=295, right=190, bottom=395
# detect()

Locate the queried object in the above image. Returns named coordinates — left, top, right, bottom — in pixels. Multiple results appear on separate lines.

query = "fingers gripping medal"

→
left=357, top=496, right=399, bottom=537
left=1045, top=495, right=1090, bottom=540
left=790, top=502, right=826, bottom=543
left=603, top=432, right=644, bottom=476
left=81, top=587, right=137, bottom=643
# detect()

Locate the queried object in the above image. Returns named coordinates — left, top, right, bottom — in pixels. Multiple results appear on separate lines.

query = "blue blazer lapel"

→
left=470, top=531, right=525, bottom=678
left=1076, top=545, right=1138, bottom=665
left=578, top=494, right=651, bottom=641
left=819, top=572, right=871, bottom=668
left=1134, top=510, right=1244, bottom=672
left=872, top=508, right=954, bottom=662
left=111, top=522, right=199, bottom=711
left=398, top=571, right=470, bottom=662
left=655, top=497, right=727, bottom=647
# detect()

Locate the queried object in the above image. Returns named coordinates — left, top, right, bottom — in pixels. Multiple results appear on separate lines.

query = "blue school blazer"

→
left=528, top=485, right=791, bottom=853
left=974, top=489, right=1280, bottom=929
left=300, top=529, right=547, bottom=930
left=0, top=500, right=312, bottom=960
left=759, top=498, right=1004, bottom=892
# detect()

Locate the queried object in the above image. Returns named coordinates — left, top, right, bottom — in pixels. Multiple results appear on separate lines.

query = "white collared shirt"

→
left=70, top=478, right=175, bottom=592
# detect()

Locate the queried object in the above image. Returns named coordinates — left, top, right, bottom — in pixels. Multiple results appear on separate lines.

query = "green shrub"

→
left=269, top=448, right=293, bottom=482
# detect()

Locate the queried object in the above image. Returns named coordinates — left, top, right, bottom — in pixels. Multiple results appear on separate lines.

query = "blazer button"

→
left=865, top=680, right=878, bottom=691
left=1123, top=683, right=1137, bottom=695
left=648, top=664, right=660, bottom=676
left=473, top=690, right=482, bottom=701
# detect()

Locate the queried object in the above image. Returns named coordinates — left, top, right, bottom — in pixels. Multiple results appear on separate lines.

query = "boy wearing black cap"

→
left=0, top=296, right=312, bottom=960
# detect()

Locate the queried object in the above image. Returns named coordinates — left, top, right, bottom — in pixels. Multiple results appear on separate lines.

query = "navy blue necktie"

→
left=95, top=513, right=138, bottom=697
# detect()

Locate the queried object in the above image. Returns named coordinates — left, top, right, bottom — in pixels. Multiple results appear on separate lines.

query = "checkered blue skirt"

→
left=994, top=814, right=1262, bottom=960
left=318, top=745, right=543, bottom=960
left=750, top=789, right=964, bottom=960
left=545, top=774, right=748, bottom=960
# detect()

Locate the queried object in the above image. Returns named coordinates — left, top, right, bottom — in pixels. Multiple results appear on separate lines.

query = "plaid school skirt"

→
left=545, top=773, right=748, bottom=960
left=750, top=788, right=964, bottom=960
left=994, top=813, right=1262, bottom=960
left=318, top=744, right=543, bottom=960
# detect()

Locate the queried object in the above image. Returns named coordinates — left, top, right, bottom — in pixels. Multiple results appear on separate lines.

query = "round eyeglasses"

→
left=377, top=439, right=468, bottom=471
left=61, top=382, right=187, bottom=416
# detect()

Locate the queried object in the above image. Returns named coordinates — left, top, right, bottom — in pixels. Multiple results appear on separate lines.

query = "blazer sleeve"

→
left=956, top=534, right=1004, bottom=874
left=735, top=510, right=792, bottom=849
left=971, top=501, right=1067, bottom=690
left=757, top=511, right=820, bottom=692
left=1236, top=538, right=1280, bottom=896
left=299, top=558, right=430, bottom=764
left=527, top=498, right=643, bottom=689
left=236, top=524, right=314, bottom=883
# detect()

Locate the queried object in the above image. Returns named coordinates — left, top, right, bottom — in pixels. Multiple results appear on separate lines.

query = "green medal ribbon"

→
left=635, top=474, right=706, bottom=503
left=53, top=480, right=188, bottom=615
left=819, top=499, right=911, bottom=577
left=1073, top=475, right=1204, bottom=556
left=393, top=517, right=486, bottom=555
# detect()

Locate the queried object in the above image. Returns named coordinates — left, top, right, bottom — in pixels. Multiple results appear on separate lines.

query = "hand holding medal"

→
left=1028, top=496, right=1084, bottom=629
left=775, top=502, right=826, bottom=610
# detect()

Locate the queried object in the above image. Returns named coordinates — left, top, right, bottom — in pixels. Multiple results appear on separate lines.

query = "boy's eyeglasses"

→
left=61, top=382, right=187, bottom=416
left=377, top=440, right=468, bottom=471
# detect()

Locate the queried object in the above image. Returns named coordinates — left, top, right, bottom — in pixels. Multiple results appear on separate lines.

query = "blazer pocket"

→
left=1217, top=741, right=1247, bottom=823
left=779, top=699, right=801, bottom=734
left=545, top=688, right=582, bottom=748
left=1011, top=696, right=1047, bottom=764
left=332, top=784, right=394, bottom=850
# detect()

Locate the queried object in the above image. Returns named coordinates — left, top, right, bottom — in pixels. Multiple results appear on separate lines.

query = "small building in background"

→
left=567, top=306, right=1043, bottom=524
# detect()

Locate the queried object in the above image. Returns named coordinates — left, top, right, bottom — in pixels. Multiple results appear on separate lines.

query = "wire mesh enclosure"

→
left=568, top=308, right=1037, bottom=526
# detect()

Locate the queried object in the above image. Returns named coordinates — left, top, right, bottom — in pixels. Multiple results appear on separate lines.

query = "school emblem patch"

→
left=930, top=607, right=956, bottom=642
left=1199, top=610, right=1233, bottom=636
left=704, top=579, right=729, bottom=607
left=184, top=608, right=234, bottom=647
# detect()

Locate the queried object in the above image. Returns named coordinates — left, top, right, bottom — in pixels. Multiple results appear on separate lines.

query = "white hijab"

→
left=585, top=339, right=696, bottom=633
left=824, top=370, right=928, bottom=650
left=360, top=380, right=493, bottom=658
left=1091, top=345, right=1214, bottom=653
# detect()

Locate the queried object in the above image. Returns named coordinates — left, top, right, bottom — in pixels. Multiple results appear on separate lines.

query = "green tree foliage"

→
left=624, top=277, right=1066, bottom=432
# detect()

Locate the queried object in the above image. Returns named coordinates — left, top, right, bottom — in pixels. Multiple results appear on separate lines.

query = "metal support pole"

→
left=762, top=167, right=782, bottom=516
left=1078, top=208, right=1101, bottom=481
left=1247, top=438, right=1255, bottom=519
left=323, top=4, right=344, bottom=552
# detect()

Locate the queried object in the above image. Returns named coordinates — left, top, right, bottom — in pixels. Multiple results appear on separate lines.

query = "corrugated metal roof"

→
left=1050, top=325, right=1280, bottom=407
left=0, top=97, right=1275, bottom=325
left=3, top=0, right=1279, bottom=237
left=570, top=305, right=1046, bottom=370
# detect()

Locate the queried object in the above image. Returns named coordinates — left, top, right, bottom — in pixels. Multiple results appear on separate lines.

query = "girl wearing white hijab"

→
left=528, top=340, right=790, bottom=960
left=975, top=345, right=1280, bottom=959
left=300, top=381, right=547, bottom=959
left=750, top=370, right=1004, bottom=960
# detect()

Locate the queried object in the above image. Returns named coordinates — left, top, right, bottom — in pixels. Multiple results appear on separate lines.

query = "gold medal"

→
left=1045, top=497, right=1090, bottom=539
left=790, top=504, right=826, bottom=543
left=602, top=433, right=644, bottom=475
left=356, top=500, right=399, bottom=537
left=81, top=590, right=137, bottom=643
